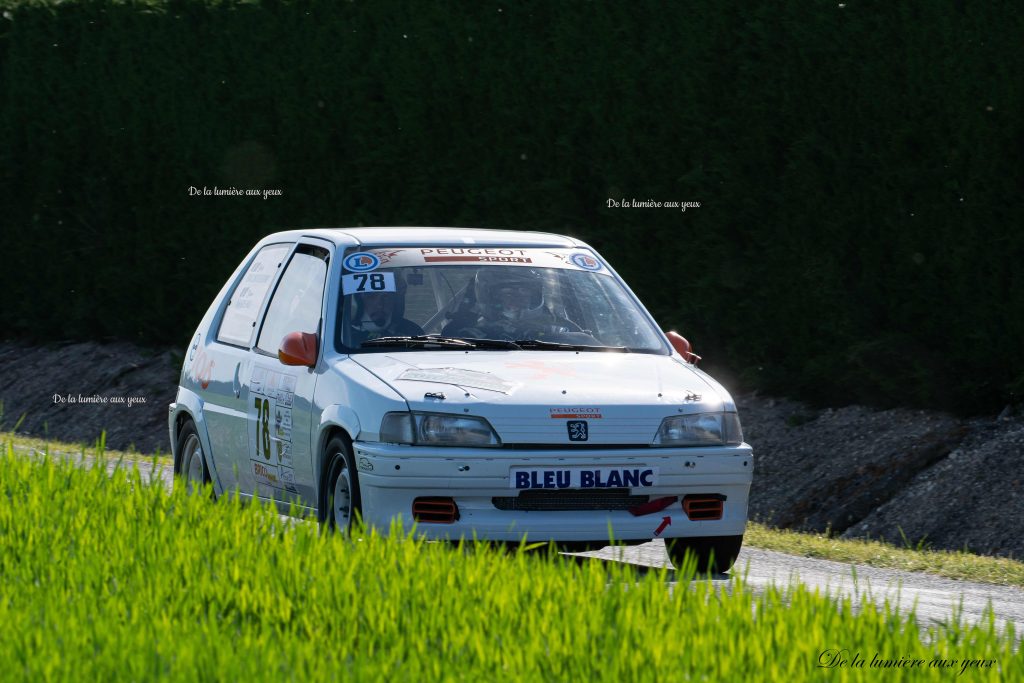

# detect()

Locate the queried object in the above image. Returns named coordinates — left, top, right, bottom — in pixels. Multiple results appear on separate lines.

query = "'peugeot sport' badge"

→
left=567, top=420, right=588, bottom=441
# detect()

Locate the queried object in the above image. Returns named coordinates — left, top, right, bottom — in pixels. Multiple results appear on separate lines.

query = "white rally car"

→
left=169, top=227, right=753, bottom=572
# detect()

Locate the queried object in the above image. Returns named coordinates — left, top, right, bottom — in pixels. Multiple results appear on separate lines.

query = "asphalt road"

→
left=24, top=446, right=1024, bottom=635
left=583, top=543, right=1024, bottom=635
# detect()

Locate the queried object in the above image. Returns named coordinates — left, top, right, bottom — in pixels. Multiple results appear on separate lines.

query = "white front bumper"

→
left=352, top=442, right=754, bottom=542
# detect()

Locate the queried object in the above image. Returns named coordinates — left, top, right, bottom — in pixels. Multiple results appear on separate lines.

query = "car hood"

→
left=349, top=351, right=732, bottom=445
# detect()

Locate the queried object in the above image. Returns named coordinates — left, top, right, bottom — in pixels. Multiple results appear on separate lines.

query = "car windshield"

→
left=336, top=247, right=668, bottom=354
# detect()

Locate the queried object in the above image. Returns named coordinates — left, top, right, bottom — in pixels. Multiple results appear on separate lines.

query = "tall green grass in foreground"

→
left=0, top=444, right=1019, bottom=681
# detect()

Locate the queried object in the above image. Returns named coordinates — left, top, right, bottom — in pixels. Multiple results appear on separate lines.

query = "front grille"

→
left=492, top=489, right=649, bottom=512
left=502, top=443, right=652, bottom=450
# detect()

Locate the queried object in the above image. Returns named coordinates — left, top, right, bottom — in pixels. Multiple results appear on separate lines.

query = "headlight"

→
left=380, top=412, right=501, bottom=447
left=652, top=412, right=743, bottom=447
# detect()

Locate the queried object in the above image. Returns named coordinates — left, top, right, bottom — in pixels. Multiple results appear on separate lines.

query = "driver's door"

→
left=244, top=242, right=330, bottom=509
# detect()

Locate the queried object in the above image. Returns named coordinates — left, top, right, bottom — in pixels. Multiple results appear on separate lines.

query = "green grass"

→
left=746, top=523, right=1024, bottom=589
left=0, top=429, right=172, bottom=464
left=6, top=429, right=1024, bottom=590
left=0, top=441, right=1020, bottom=681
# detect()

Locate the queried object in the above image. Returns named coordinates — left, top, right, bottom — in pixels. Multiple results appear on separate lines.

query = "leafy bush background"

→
left=1, top=1, right=1020, bottom=413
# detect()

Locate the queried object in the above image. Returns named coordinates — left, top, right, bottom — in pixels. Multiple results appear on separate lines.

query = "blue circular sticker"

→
left=344, top=252, right=380, bottom=272
left=571, top=253, right=602, bottom=271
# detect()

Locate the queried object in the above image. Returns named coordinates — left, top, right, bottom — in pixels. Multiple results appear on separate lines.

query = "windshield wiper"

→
left=361, top=335, right=475, bottom=349
left=360, top=335, right=521, bottom=350
left=446, top=336, right=522, bottom=349
left=514, top=339, right=630, bottom=352
left=361, top=335, right=624, bottom=352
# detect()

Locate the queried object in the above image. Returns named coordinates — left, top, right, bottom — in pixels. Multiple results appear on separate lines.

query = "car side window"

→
left=256, top=244, right=330, bottom=356
left=217, top=243, right=291, bottom=347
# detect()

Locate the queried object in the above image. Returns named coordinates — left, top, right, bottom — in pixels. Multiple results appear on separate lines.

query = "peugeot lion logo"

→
left=567, top=420, right=588, bottom=441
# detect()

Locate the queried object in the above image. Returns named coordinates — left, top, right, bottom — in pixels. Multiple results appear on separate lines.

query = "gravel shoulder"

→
left=739, top=393, right=1024, bottom=559
left=0, top=340, right=180, bottom=454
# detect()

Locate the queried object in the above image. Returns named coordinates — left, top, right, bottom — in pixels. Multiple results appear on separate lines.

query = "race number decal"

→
left=249, top=366, right=298, bottom=493
left=341, top=272, right=396, bottom=294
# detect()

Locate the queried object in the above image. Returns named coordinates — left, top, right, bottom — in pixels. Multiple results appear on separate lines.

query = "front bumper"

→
left=352, top=442, right=754, bottom=542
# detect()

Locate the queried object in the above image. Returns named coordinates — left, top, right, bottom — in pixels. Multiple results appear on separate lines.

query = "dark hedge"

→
left=1, top=1, right=1021, bottom=414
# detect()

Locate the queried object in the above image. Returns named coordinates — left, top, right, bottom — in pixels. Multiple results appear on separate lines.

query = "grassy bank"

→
left=0, top=430, right=172, bottom=464
left=0, top=443, right=1020, bottom=681
left=746, top=523, right=1024, bottom=589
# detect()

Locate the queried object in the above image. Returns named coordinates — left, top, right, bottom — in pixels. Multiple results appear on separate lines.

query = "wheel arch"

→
left=316, top=427, right=356, bottom=521
left=315, top=405, right=360, bottom=489
left=169, top=388, right=222, bottom=494
left=173, top=411, right=193, bottom=474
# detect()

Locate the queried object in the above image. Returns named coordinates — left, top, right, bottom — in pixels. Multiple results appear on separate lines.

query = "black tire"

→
left=667, top=535, right=743, bottom=574
left=320, top=435, right=361, bottom=532
left=175, top=418, right=214, bottom=497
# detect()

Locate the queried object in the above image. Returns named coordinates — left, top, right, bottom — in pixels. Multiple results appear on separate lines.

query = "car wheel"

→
left=666, top=535, right=743, bottom=574
left=321, top=435, right=361, bottom=532
left=176, top=419, right=213, bottom=497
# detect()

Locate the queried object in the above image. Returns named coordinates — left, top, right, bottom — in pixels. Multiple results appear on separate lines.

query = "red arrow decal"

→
left=654, top=516, right=671, bottom=537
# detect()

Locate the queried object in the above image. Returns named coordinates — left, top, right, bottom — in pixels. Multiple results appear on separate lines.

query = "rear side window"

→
left=217, top=244, right=291, bottom=347
left=256, top=245, right=330, bottom=355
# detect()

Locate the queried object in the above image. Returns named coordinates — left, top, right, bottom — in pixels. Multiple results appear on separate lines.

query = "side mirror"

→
left=279, top=331, right=318, bottom=367
left=665, top=330, right=701, bottom=365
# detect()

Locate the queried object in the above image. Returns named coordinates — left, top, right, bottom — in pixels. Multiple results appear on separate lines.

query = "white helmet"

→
left=474, top=268, right=546, bottom=321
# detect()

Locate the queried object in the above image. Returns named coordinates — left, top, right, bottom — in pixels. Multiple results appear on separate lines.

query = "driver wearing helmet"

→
left=443, top=268, right=582, bottom=339
left=350, top=273, right=423, bottom=345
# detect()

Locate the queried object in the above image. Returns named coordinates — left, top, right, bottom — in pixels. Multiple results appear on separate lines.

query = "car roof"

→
left=263, top=226, right=586, bottom=249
